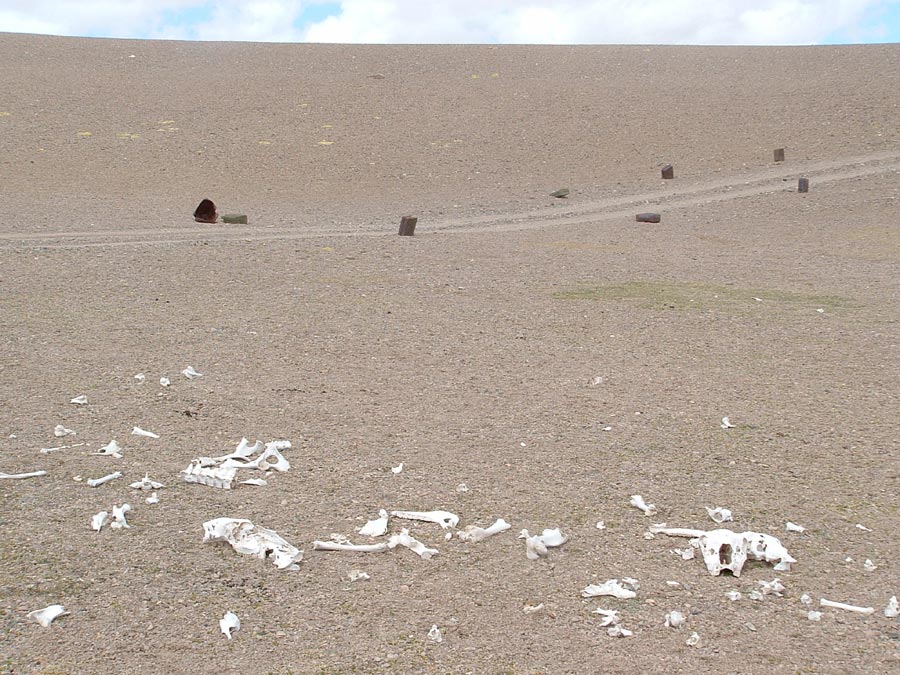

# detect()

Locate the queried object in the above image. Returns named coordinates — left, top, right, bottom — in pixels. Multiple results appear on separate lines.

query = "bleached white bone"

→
left=745, top=532, right=796, bottom=571
left=630, top=495, right=657, bottom=516
left=388, top=529, right=438, bottom=559
left=596, top=521, right=606, bottom=530
left=91, top=511, right=109, bottom=531
left=592, top=608, right=620, bottom=626
left=160, top=377, right=170, bottom=387
left=758, top=579, right=785, bottom=597
left=800, top=594, right=812, bottom=605
left=390, top=510, right=459, bottom=530
left=87, top=471, right=123, bottom=488
left=582, top=579, right=638, bottom=600
left=649, top=525, right=706, bottom=538
left=673, top=547, right=695, bottom=560
left=54, top=425, right=76, bottom=437
left=70, top=395, right=87, bottom=405
left=96, top=440, right=122, bottom=458
left=359, top=510, right=389, bottom=537
left=41, top=442, right=86, bottom=454
left=235, top=438, right=264, bottom=457
left=819, top=599, right=874, bottom=615
left=785, top=522, right=805, bottom=533
left=458, top=518, right=511, bottom=543
left=348, top=570, right=370, bottom=582
left=129, top=474, right=164, bottom=490
left=145, top=492, right=159, bottom=504
left=391, top=463, right=403, bottom=474
left=182, top=366, right=203, bottom=379
left=110, top=503, right=132, bottom=529
left=607, top=624, right=633, bottom=638
left=0, top=470, right=47, bottom=479
left=665, top=610, right=686, bottom=628
left=885, top=596, right=899, bottom=618
left=182, top=463, right=237, bottom=489
left=427, top=625, right=443, bottom=643
left=705, top=507, right=733, bottom=523
left=726, top=591, right=742, bottom=601
left=131, top=426, right=159, bottom=439
left=134, top=373, right=145, bottom=382
left=855, top=523, right=872, bottom=532
left=313, top=539, right=390, bottom=553
left=203, top=518, right=303, bottom=570
left=519, top=528, right=567, bottom=560
left=523, top=603, right=544, bottom=615
left=28, top=604, right=68, bottom=627
left=686, top=632, right=700, bottom=646
left=864, top=559, right=877, bottom=571
left=220, top=611, right=239, bottom=639
left=720, top=416, right=735, bottom=428
left=808, top=610, right=823, bottom=621
left=456, top=483, right=469, bottom=492
left=698, top=529, right=750, bottom=577
left=240, top=478, right=267, bottom=487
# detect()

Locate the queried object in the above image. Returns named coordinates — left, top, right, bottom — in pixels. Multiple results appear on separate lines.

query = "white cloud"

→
left=0, top=0, right=896, bottom=45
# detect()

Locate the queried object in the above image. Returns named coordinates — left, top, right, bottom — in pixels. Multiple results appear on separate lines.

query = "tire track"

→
left=2, top=150, right=898, bottom=250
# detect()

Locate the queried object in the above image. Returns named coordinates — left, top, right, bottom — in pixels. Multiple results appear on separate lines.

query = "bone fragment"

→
left=785, top=522, right=805, bottom=533
left=720, top=416, right=735, bottom=428
left=359, top=509, right=389, bottom=537
left=388, top=529, right=439, bottom=559
left=129, top=473, right=164, bottom=490
left=134, top=373, right=145, bottom=382
left=705, top=507, right=733, bottom=523
left=91, top=511, right=109, bottom=531
left=456, top=482, right=469, bottom=492
left=649, top=525, right=706, bottom=538
left=131, top=427, right=159, bottom=439
left=70, top=395, right=87, bottom=405
left=629, top=495, right=657, bottom=516
left=592, top=608, right=619, bottom=626
left=182, top=366, right=203, bottom=379
left=808, top=610, right=823, bottom=621
left=240, top=478, right=267, bottom=487
left=885, top=596, right=899, bottom=618
left=665, top=610, right=686, bottom=628
left=54, top=425, right=76, bottom=437
left=726, top=591, right=742, bottom=601
left=758, top=579, right=785, bottom=597
left=519, top=528, right=567, bottom=560
left=96, top=440, right=122, bottom=458
left=203, top=518, right=303, bottom=570
left=313, top=540, right=390, bottom=553
left=855, top=523, right=872, bottom=532
left=0, top=470, right=47, bottom=479
left=596, top=521, right=606, bottom=530
left=348, top=570, right=370, bottom=582
left=582, top=579, right=638, bottom=600
left=686, top=632, right=700, bottom=647
left=673, top=547, right=695, bottom=560
left=819, top=598, right=875, bottom=615
left=391, top=463, right=403, bottom=474
left=41, top=442, right=86, bottom=454
left=28, top=604, right=68, bottom=627
left=427, top=625, right=443, bottom=643
left=110, top=503, right=132, bottom=529
left=864, top=559, right=877, bottom=571
left=390, top=509, right=459, bottom=530
left=458, top=518, right=511, bottom=543
left=160, top=377, right=170, bottom=387
left=800, top=593, right=812, bottom=605
left=182, top=464, right=237, bottom=489
left=523, top=603, right=545, bottom=615
left=87, top=471, right=123, bottom=487
left=145, top=492, right=159, bottom=504
left=607, top=624, right=633, bottom=638
left=220, top=611, right=239, bottom=639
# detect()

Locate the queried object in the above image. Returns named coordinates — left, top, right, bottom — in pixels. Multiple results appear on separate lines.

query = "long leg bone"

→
left=390, top=510, right=459, bottom=530
left=313, top=540, right=390, bottom=553
left=87, top=471, right=123, bottom=487
left=819, top=599, right=875, bottom=615
left=388, top=529, right=439, bottom=559
left=0, top=470, right=47, bottom=479
left=458, top=518, right=511, bottom=543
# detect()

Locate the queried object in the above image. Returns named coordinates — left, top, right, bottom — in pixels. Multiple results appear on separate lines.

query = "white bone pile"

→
left=202, top=517, right=304, bottom=570
left=182, top=438, right=291, bottom=489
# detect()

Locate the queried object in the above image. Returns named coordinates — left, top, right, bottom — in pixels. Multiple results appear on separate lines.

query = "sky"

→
left=0, top=0, right=898, bottom=45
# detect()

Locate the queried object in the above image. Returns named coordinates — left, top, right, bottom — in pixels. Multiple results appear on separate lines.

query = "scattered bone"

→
left=390, top=510, right=459, bottom=530
left=720, top=416, right=735, bottom=429
left=808, top=610, right=823, bottom=621
left=313, top=539, right=389, bottom=553
left=388, top=529, right=438, bottom=559
left=686, top=632, right=700, bottom=647
left=666, top=581, right=681, bottom=588
left=746, top=532, right=796, bottom=571
left=41, top=442, right=87, bottom=454
left=131, top=427, right=159, bottom=439
left=705, top=507, right=733, bottom=524
left=87, top=471, right=123, bottom=487
left=864, top=559, right=877, bottom=571
left=70, top=395, right=88, bottom=405
left=182, top=464, right=237, bottom=489
left=182, top=366, right=203, bottom=379
left=643, top=531, right=655, bottom=540
left=456, top=482, right=469, bottom=493
left=145, top=492, right=159, bottom=504
left=129, top=474, right=164, bottom=490
left=523, top=603, right=545, bottom=615
left=96, top=440, right=122, bottom=458
left=758, top=579, right=785, bottom=597
left=592, top=608, right=620, bottom=626
left=596, top=521, right=606, bottom=530
left=28, top=604, right=68, bottom=627
left=160, top=377, right=171, bottom=387
left=785, top=522, right=806, bottom=533
left=54, top=425, right=76, bottom=437
left=458, top=518, right=511, bottom=543
left=134, top=373, right=145, bottom=382
left=348, top=570, right=370, bottom=582
left=391, top=463, right=403, bottom=474
left=240, top=478, right=267, bottom=487
left=629, top=495, right=657, bottom=516
left=203, top=518, right=304, bottom=570
left=649, top=525, right=705, bottom=538
left=221, top=442, right=290, bottom=472
left=519, top=528, right=567, bottom=560
left=800, top=593, right=812, bottom=605
left=607, top=624, right=633, bottom=638
left=855, top=523, right=872, bottom=532
left=749, top=589, right=764, bottom=601
left=582, top=579, right=638, bottom=600
left=359, top=509, right=390, bottom=537
left=91, top=511, right=109, bottom=531
left=726, top=591, right=742, bottom=601
left=427, top=624, right=443, bottom=643
left=590, top=375, right=604, bottom=386
left=673, top=547, right=695, bottom=561
left=664, top=610, right=686, bottom=628
left=0, top=470, right=47, bottom=479
left=220, top=611, right=240, bottom=639
left=884, top=596, right=899, bottom=618
left=110, top=503, right=132, bottom=529
left=819, top=598, right=875, bottom=615
left=745, top=622, right=757, bottom=632
left=654, top=526, right=795, bottom=574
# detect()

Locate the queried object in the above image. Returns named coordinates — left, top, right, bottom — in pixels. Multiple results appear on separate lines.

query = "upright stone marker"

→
left=798, top=177, right=809, bottom=193
left=661, top=164, right=674, bottom=179
left=774, top=148, right=785, bottom=162
left=398, top=216, right=418, bottom=236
